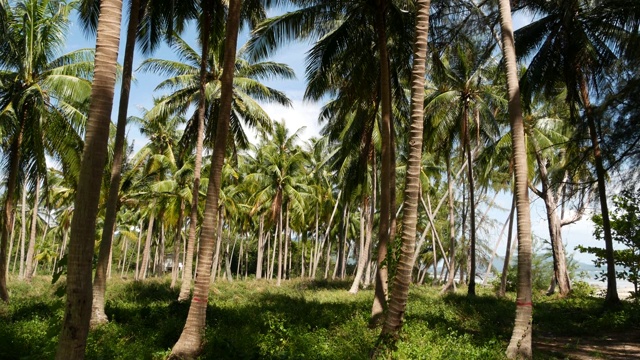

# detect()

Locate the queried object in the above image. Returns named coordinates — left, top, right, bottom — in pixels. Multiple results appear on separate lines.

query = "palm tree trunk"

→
left=442, top=158, right=457, bottom=293
left=135, top=220, right=143, bottom=280
left=277, top=207, right=283, bottom=286
left=6, top=214, right=17, bottom=280
left=178, top=0, right=212, bottom=302
left=256, top=215, right=264, bottom=279
left=379, top=0, right=430, bottom=340
left=464, top=105, right=477, bottom=297
left=25, top=177, right=40, bottom=282
left=171, top=200, right=185, bottom=288
left=55, top=0, right=123, bottom=357
left=91, top=0, right=141, bottom=325
left=19, top=180, right=27, bottom=279
left=140, top=210, right=156, bottom=280
left=0, top=118, right=24, bottom=302
left=169, top=0, right=241, bottom=356
left=349, top=195, right=371, bottom=293
left=498, top=1, right=534, bottom=357
left=483, top=196, right=515, bottom=286
left=580, top=76, right=619, bottom=305
left=371, top=0, right=393, bottom=326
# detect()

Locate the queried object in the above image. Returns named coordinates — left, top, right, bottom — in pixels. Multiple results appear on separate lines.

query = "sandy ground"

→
left=535, top=330, right=640, bottom=359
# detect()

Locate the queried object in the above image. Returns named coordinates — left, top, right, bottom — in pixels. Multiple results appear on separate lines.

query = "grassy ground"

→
left=0, top=275, right=638, bottom=359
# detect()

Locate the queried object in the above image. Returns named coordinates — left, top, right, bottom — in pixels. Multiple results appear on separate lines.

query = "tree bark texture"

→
left=55, top=0, right=123, bottom=357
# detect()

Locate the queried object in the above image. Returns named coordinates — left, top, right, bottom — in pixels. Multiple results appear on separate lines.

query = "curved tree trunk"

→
left=499, top=1, right=534, bottom=358
left=256, top=214, right=264, bottom=279
left=55, top=0, right=123, bottom=357
left=91, top=0, right=141, bottom=325
left=379, top=0, right=430, bottom=341
left=0, top=119, right=24, bottom=302
left=169, top=0, right=241, bottom=357
left=178, top=0, right=212, bottom=302
left=25, top=177, right=40, bottom=282
left=140, top=210, right=156, bottom=280
left=371, top=0, right=393, bottom=326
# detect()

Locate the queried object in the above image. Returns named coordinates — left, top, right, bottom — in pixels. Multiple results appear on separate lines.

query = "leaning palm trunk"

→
left=140, top=210, right=156, bottom=280
left=498, top=1, right=534, bottom=358
left=371, top=0, right=393, bottom=325
left=379, top=0, right=430, bottom=341
left=0, top=119, right=24, bottom=302
left=178, top=1, right=212, bottom=302
left=442, top=158, right=457, bottom=293
left=169, top=0, right=242, bottom=357
left=463, top=110, right=477, bottom=297
left=55, top=0, right=123, bottom=357
left=25, top=177, right=40, bottom=282
left=92, top=0, right=141, bottom=323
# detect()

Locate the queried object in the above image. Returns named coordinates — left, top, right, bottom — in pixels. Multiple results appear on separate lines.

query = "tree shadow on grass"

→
left=404, top=291, right=515, bottom=345
left=202, top=291, right=375, bottom=359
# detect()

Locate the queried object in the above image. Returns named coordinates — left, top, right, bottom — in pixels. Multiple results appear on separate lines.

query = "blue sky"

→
left=62, top=7, right=607, bottom=269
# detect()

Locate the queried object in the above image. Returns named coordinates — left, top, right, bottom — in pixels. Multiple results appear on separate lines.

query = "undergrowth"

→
left=0, top=275, right=638, bottom=359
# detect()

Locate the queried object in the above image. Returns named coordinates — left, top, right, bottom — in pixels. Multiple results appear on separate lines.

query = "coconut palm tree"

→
left=497, top=0, right=534, bottom=357
left=55, top=0, right=123, bottom=355
left=169, top=0, right=242, bottom=357
left=515, top=0, right=640, bottom=305
left=379, top=0, right=431, bottom=343
left=0, top=0, right=92, bottom=302
left=424, top=37, right=502, bottom=295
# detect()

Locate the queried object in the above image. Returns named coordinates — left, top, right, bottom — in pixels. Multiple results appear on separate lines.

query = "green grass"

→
left=0, top=275, right=638, bottom=359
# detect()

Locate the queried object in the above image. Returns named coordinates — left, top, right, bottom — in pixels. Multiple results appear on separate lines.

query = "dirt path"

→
left=535, top=331, right=640, bottom=359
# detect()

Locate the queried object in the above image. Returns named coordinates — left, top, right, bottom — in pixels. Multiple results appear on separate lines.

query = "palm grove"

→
left=0, top=0, right=639, bottom=359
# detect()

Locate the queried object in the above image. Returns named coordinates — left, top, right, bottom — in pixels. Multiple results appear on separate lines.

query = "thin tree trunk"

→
left=380, top=0, right=430, bottom=340
left=169, top=1, right=241, bottom=355
left=499, top=2, right=534, bottom=357
left=25, top=178, right=40, bottom=281
left=140, top=211, right=155, bottom=280
left=178, top=0, right=212, bottom=302
left=55, top=0, right=123, bottom=356
left=283, top=207, right=289, bottom=280
left=135, top=220, right=143, bottom=280
left=256, top=215, right=264, bottom=279
left=19, top=181, right=27, bottom=279
left=371, top=0, right=393, bottom=326
left=581, top=76, right=619, bottom=305
left=483, top=194, right=515, bottom=286
left=442, top=158, right=457, bottom=293
left=349, top=195, right=370, bottom=293
left=211, top=210, right=223, bottom=283
left=121, top=237, right=128, bottom=279
left=171, top=200, right=185, bottom=288
left=6, top=213, right=17, bottom=280
left=464, top=105, right=478, bottom=297
left=324, top=240, right=331, bottom=280
left=277, top=207, right=283, bottom=286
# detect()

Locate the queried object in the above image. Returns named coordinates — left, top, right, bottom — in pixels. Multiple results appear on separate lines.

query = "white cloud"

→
left=255, top=99, right=324, bottom=143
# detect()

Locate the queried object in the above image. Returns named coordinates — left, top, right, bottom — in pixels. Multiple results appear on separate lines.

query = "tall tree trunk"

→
left=55, top=0, right=123, bottom=357
left=0, top=117, right=24, bottom=301
left=283, top=207, right=289, bottom=280
left=91, top=0, right=141, bottom=325
left=211, top=209, right=224, bottom=283
left=135, top=220, right=143, bottom=280
left=140, top=211, right=156, bottom=280
left=178, top=0, right=212, bottom=302
left=371, top=0, right=393, bottom=326
left=25, top=177, right=40, bottom=281
left=169, top=0, right=241, bottom=356
left=464, top=105, right=477, bottom=297
left=442, top=158, right=457, bottom=293
left=349, top=194, right=372, bottom=293
left=379, top=0, right=430, bottom=340
left=19, top=180, right=27, bottom=279
left=276, top=206, right=283, bottom=286
left=483, top=195, right=515, bottom=286
left=6, top=213, right=17, bottom=279
left=171, top=200, right=185, bottom=288
left=498, top=2, right=534, bottom=358
left=256, top=215, right=264, bottom=279
left=580, top=76, right=619, bottom=305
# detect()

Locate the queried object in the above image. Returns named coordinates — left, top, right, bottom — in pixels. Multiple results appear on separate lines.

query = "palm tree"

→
left=55, top=0, right=123, bottom=357
left=379, top=0, right=431, bottom=342
left=0, top=0, right=91, bottom=302
left=425, top=38, right=502, bottom=295
left=244, top=121, right=308, bottom=285
left=169, top=0, right=242, bottom=357
left=515, top=0, right=640, bottom=305
left=498, top=0, right=534, bottom=358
